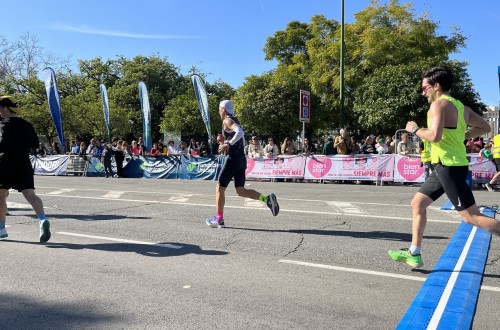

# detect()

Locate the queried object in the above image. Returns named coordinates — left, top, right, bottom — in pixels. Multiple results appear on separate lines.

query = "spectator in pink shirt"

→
left=131, top=140, right=140, bottom=156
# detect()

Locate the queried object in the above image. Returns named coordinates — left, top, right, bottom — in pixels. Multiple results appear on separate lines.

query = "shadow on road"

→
left=0, top=293, right=117, bottom=329
left=43, top=214, right=151, bottom=221
left=412, top=268, right=500, bottom=279
left=225, top=226, right=448, bottom=242
left=6, top=209, right=151, bottom=222
left=4, top=240, right=228, bottom=258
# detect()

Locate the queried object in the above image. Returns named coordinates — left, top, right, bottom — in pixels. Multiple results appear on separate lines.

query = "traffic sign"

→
left=300, top=90, right=310, bottom=122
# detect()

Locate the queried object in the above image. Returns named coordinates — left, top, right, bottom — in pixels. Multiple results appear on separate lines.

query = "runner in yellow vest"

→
left=484, top=134, right=500, bottom=191
left=388, top=66, right=500, bottom=268
left=419, top=138, right=432, bottom=180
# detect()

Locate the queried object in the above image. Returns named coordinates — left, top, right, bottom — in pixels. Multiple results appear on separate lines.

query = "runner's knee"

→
left=410, top=197, right=427, bottom=212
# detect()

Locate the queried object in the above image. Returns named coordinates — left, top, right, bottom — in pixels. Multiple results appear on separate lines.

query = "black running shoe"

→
left=267, top=193, right=279, bottom=216
left=39, top=219, right=51, bottom=243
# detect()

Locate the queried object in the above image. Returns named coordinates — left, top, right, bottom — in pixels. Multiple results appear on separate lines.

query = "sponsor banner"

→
left=393, top=154, right=425, bottom=183
left=120, top=156, right=177, bottom=179
left=140, top=156, right=179, bottom=179
left=469, top=155, right=496, bottom=183
left=246, top=155, right=306, bottom=179
left=33, top=153, right=496, bottom=183
left=138, top=82, right=152, bottom=151
left=178, top=155, right=223, bottom=180
left=44, top=67, right=66, bottom=152
left=304, top=154, right=394, bottom=181
left=99, top=84, right=111, bottom=142
left=85, top=156, right=130, bottom=177
left=191, top=74, right=213, bottom=153
left=32, top=155, right=69, bottom=176
left=85, top=156, right=107, bottom=177
left=121, top=156, right=221, bottom=179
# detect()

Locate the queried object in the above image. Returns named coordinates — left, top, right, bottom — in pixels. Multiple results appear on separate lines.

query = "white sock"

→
left=409, top=245, right=421, bottom=255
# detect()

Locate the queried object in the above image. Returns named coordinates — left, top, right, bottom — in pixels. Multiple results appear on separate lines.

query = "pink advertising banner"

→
left=303, top=154, right=394, bottom=181
left=393, top=154, right=497, bottom=183
left=469, top=155, right=496, bottom=183
left=393, top=154, right=425, bottom=183
left=246, top=155, right=306, bottom=179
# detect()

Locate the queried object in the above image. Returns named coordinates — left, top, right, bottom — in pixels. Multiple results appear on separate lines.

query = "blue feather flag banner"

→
left=43, top=67, right=66, bottom=152
left=191, top=74, right=212, bottom=153
left=99, top=84, right=111, bottom=142
left=138, top=81, right=152, bottom=151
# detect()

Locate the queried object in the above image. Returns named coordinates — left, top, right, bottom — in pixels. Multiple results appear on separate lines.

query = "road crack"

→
left=284, top=235, right=305, bottom=257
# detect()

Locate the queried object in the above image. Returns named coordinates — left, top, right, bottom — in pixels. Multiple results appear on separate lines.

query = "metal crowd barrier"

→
left=66, top=155, right=88, bottom=176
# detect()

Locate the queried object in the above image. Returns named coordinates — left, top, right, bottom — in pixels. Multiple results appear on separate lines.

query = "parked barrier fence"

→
left=30, top=154, right=496, bottom=184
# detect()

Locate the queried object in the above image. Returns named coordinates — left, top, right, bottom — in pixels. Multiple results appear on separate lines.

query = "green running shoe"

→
left=388, top=248, right=423, bottom=268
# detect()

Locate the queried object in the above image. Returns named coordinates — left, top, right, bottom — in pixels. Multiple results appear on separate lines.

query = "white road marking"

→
left=168, top=194, right=193, bottom=203
left=46, top=188, right=75, bottom=195
left=280, top=259, right=425, bottom=281
left=6, top=201, right=54, bottom=210
left=428, top=227, right=477, bottom=329
left=57, top=232, right=183, bottom=249
left=244, top=198, right=265, bottom=208
left=31, top=192, right=459, bottom=224
left=36, top=186, right=413, bottom=206
left=279, top=259, right=500, bottom=293
left=102, top=191, right=126, bottom=199
left=7, top=202, right=33, bottom=208
left=327, top=201, right=367, bottom=214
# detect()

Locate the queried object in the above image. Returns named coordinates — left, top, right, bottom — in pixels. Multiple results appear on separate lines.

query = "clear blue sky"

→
left=2, top=0, right=499, bottom=106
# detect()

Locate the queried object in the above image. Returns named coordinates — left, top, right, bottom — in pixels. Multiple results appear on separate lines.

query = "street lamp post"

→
left=340, top=0, right=345, bottom=128
left=497, top=66, right=500, bottom=135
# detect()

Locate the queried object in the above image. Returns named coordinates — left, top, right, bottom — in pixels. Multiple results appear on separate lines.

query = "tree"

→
left=112, top=55, right=188, bottom=142
left=234, top=70, right=326, bottom=143
left=262, top=0, right=481, bottom=133
left=160, top=75, right=235, bottom=141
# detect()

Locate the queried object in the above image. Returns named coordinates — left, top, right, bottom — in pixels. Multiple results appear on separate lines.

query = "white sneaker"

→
left=485, top=183, right=494, bottom=192
left=0, top=228, right=8, bottom=239
left=205, top=216, right=224, bottom=228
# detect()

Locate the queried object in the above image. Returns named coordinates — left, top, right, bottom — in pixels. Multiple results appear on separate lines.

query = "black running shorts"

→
left=418, top=164, right=475, bottom=211
left=218, top=157, right=247, bottom=188
left=0, top=159, right=35, bottom=192
left=494, top=158, right=500, bottom=171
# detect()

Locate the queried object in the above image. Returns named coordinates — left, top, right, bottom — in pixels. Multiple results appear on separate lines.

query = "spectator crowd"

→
left=32, top=131, right=492, bottom=169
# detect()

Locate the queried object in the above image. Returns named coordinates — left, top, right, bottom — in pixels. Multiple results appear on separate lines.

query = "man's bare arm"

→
left=465, top=106, right=491, bottom=139
left=406, top=102, right=445, bottom=142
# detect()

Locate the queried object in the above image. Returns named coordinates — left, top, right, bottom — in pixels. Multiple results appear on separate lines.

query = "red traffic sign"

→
left=300, top=90, right=310, bottom=122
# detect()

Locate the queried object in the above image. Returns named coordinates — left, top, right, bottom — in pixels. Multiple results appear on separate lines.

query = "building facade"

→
left=483, top=105, right=500, bottom=138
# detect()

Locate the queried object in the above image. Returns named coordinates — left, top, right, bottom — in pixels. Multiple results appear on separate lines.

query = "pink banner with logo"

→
left=304, top=154, right=394, bottom=181
left=246, top=155, right=306, bottom=179
left=469, top=155, right=496, bottom=183
left=393, top=155, right=425, bottom=183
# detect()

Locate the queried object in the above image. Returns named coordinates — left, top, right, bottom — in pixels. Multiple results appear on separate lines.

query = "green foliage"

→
left=234, top=70, right=329, bottom=142
left=260, top=0, right=481, bottom=134
left=0, top=1, right=488, bottom=145
left=160, top=76, right=235, bottom=141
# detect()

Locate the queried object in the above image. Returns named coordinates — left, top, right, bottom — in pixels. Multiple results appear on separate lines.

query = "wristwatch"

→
left=412, top=126, right=420, bottom=134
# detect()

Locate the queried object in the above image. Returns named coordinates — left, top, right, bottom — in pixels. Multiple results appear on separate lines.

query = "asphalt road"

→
left=1, top=176, right=499, bottom=329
